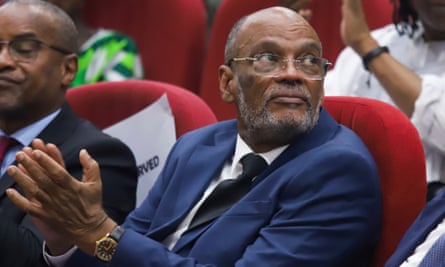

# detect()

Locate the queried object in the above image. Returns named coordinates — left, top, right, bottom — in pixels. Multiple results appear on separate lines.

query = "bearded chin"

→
left=238, top=94, right=321, bottom=145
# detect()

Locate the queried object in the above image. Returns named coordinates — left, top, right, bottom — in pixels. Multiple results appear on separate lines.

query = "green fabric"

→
left=70, top=29, right=144, bottom=88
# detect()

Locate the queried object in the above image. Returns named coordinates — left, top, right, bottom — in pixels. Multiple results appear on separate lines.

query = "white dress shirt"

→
left=325, top=22, right=445, bottom=182
left=400, top=217, right=445, bottom=267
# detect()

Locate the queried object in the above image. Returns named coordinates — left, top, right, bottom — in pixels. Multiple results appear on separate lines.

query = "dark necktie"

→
left=0, top=136, right=18, bottom=164
left=188, top=153, right=268, bottom=230
left=419, top=233, right=445, bottom=267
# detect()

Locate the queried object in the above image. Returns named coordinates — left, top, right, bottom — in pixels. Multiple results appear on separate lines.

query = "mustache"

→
left=264, top=84, right=312, bottom=107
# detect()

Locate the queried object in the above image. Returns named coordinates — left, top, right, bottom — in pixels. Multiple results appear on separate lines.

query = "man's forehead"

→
left=0, top=3, right=54, bottom=21
left=239, top=7, right=316, bottom=39
left=235, top=12, right=320, bottom=53
left=0, top=4, right=57, bottom=35
left=245, top=6, right=308, bottom=26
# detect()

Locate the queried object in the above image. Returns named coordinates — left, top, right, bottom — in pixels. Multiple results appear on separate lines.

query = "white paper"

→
left=104, top=94, right=176, bottom=206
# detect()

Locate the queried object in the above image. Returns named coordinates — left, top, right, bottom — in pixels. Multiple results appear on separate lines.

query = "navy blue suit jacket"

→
left=385, top=193, right=445, bottom=267
left=0, top=103, right=138, bottom=267
left=68, top=108, right=381, bottom=267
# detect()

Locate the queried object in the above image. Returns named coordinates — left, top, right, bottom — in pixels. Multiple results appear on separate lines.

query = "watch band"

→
left=109, top=225, right=126, bottom=242
left=362, top=46, right=390, bottom=71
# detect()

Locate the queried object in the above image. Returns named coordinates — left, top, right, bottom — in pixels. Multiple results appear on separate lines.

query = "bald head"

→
left=0, top=0, right=79, bottom=53
left=224, top=6, right=320, bottom=64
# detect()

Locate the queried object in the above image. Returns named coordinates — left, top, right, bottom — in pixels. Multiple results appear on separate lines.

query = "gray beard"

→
left=237, top=85, right=321, bottom=145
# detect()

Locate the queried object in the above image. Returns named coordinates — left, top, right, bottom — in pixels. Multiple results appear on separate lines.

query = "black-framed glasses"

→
left=228, top=53, right=332, bottom=81
left=0, top=38, right=73, bottom=63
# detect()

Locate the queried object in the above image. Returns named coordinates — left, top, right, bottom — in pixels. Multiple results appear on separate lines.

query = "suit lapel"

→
left=146, top=123, right=237, bottom=243
left=37, top=103, right=81, bottom=146
left=0, top=103, right=80, bottom=196
left=172, top=219, right=215, bottom=254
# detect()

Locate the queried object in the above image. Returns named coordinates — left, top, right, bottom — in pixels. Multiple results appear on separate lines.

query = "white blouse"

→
left=325, top=23, right=445, bottom=183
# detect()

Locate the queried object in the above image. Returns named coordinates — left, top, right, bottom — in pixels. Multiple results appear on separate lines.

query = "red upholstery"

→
left=66, top=80, right=217, bottom=138
left=82, top=0, right=207, bottom=93
left=199, top=0, right=393, bottom=121
left=324, top=96, right=426, bottom=267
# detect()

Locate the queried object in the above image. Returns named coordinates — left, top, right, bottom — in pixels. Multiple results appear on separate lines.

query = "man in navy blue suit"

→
left=7, top=6, right=382, bottom=267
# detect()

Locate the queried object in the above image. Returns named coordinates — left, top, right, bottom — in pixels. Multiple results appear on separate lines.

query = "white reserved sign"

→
left=104, top=94, right=176, bottom=206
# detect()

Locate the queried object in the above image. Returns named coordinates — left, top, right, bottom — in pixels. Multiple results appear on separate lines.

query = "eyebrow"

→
left=11, top=33, right=39, bottom=40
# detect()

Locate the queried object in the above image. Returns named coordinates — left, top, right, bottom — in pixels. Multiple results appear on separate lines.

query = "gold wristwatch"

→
left=94, top=225, right=125, bottom=262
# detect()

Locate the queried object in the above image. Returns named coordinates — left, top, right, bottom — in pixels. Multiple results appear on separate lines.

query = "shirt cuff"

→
left=43, top=241, right=78, bottom=267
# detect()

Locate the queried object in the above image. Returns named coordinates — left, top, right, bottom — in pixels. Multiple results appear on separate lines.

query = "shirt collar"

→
left=230, top=134, right=288, bottom=177
left=0, top=108, right=61, bottom=146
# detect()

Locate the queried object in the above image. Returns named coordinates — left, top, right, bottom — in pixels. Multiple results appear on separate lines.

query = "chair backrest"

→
left=324, top=96, right=426, bottom=267
left=82, top=0, right=207, bottom=93
left=199, top=0, right=393, bottom=121
left=65, top=80, right=217, bottom=138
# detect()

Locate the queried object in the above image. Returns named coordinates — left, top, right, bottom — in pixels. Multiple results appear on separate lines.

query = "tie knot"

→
left=0, top=136, right=19, bottom=163
left=239, top=153, right=268, bottom=181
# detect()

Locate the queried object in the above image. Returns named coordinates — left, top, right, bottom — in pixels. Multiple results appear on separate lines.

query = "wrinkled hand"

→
left=6, top=139, right=114, bottom=255
left=341, top=0, right=375, bottom=55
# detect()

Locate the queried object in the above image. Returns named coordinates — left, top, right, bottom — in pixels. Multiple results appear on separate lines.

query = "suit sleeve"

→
left=0, top=219, right=48, bottom=267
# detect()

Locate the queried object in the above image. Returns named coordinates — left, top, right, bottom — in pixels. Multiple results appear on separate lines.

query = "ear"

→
left=219, top=65, right=236, bottom=103
left=60, top=54, right=78, bottom=88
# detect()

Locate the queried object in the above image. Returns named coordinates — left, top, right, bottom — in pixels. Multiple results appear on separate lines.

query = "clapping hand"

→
left=341, top=0, right=375, bottom=55
left=279, top=0, right=313, bottom=20
left=6, top=139, right=116, bottom=256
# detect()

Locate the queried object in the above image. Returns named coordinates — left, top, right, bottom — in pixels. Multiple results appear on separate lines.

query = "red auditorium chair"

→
left=65, top=80, right=217, bottom=138
left=324, top=96, right=426, bottom=267
left=199, top=0, right=393, bottom=121
left=82, top=0, right=207, bottom=93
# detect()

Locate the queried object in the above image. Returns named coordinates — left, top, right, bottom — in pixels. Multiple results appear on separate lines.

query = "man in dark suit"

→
left=0, top=1, right=137, bottom=266
left=8, top=6, right=381, bottom=267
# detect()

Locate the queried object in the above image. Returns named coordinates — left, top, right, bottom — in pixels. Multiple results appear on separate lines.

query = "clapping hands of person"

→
left=279, top=0, right=313, bottom=20
left=6, top=139, right=117, bottom=256
left=340, top=0, right=378, bottom=56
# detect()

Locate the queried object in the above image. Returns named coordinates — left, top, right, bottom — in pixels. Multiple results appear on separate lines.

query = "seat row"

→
left=82, top=0, right=393, bottom=120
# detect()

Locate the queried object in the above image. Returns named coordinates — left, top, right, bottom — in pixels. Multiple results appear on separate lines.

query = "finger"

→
left=46, top=143, right=66, bottom=168
left=6, top=187, right=53, bottom=222
left=31, top=138, right=45, bottom=148
left=31, top=149, right=76, bottom=189
left=299, top=9, right=312, bottom=21
left=16, top=151, right=56, bottom=190
left=79, top=149, right=101, bottom=184
left=32, top=139, right=67, bottom=168
left=6, top=165, right=49, bottom=207
left=21, top=146, right=33, bottom=157
left=6, top=188, right=33, bottom=213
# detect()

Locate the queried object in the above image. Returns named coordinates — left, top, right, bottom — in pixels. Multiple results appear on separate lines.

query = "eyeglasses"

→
left=228, top=53, right=332, bottom=80
left=0, top=38, right=73, bottom=63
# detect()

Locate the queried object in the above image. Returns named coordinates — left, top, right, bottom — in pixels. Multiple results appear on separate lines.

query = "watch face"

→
left=96, top=238, right=118, bottom=262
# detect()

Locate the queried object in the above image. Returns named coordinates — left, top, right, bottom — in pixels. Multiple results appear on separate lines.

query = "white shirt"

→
left=325, top=23, right=445, bottom=182
left=46, top=134, right=288, bottom=266
left=400, top=217, right=445, bottom=267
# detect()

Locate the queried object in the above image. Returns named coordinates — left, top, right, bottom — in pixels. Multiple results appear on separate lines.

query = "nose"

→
left=0, top=45, right=16, bottom=68
left=273, top=59, right=306, bottom=81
